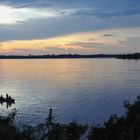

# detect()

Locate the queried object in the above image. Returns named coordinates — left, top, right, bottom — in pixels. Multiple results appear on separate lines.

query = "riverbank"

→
left=0, top=53, right=140, bottom=59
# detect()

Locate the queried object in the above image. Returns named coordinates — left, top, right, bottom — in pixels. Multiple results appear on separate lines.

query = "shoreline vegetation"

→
left=1, top=97, right=140, bottom=140
left=0, top=53, right=140, bottom=59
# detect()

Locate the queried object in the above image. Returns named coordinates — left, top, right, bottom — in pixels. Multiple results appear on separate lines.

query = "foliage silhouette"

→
left=88, top=96, right=140, bottom=140
left=1, top=96, right=140, bottom=140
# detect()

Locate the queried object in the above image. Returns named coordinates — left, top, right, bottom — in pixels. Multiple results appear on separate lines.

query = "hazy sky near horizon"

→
left=0, top=0, right=140, bottom=55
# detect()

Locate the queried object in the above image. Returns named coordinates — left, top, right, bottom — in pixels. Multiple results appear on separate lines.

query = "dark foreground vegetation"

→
left=1, top=96, right=140, bottom=140
left=0, top=53, right=140, bottom=59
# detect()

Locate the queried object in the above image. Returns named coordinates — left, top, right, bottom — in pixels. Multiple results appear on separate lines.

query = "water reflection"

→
left=0, top=101, right=15, bottom=108
left=0, top=59, right=140, bottom=125
left=0, top=94, right=15, bottom=108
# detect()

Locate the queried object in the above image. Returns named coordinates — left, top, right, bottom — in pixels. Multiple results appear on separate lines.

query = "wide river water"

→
left=0, top=59, right=140, bottom=125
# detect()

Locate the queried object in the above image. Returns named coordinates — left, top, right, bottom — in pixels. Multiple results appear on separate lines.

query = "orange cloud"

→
left=1, top=27, right=139, bottom=54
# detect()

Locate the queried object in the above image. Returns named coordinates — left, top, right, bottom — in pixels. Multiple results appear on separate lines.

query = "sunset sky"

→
left=0, top=0, right=140, bottom=55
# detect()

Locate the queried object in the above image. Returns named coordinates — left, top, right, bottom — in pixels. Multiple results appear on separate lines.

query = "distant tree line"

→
left=0, top=53, right=139, bottom=59
left=116, top=53, right=140, bottom=59
left=1, top=96, right=140, bottom=140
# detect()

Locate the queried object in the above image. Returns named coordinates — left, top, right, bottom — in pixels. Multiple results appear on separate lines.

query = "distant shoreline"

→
left=0, top=53, right=140, bottom=59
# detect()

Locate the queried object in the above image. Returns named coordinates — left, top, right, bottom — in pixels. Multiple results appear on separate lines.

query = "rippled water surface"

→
left=0, top=59, right=140, bottom=125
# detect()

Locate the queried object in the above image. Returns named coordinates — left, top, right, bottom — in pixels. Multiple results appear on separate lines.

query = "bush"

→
left=1, top=96, right=140, bottom=140
left=88, top=96, right=140, bottom=140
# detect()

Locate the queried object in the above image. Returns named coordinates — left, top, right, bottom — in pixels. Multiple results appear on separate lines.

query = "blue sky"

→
left=0, top=0, right=140, bottom=54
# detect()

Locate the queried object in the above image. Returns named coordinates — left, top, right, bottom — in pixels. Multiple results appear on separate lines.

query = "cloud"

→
left=0, top=0, right=51, bottom=9
left=65, top=42, right=105, bottom=48
left=1, top=28, right=140, bottom=54
left=104, top=34, right=116, bottom=37
left=0, top=43, right=3, bottom=47
left=120, top=36, right=140, bottom=47
left=0, top=5, right=59, bottom=25
left=1, top=0, right=140, bottom=19
left=12, top=48, right=32, bottom=51
left=16, top=20, right=25, bottom=24
left=0, top=14, right=140, bottom=42
left=44, top=47, right=66, bottom=51
left=11, top=48, right=48, bottom=55
left=0, top=0, right=140, bottom=54
left=44, top=46, right=78, bottom=54
left=70, top=8, right=140, bottom=18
